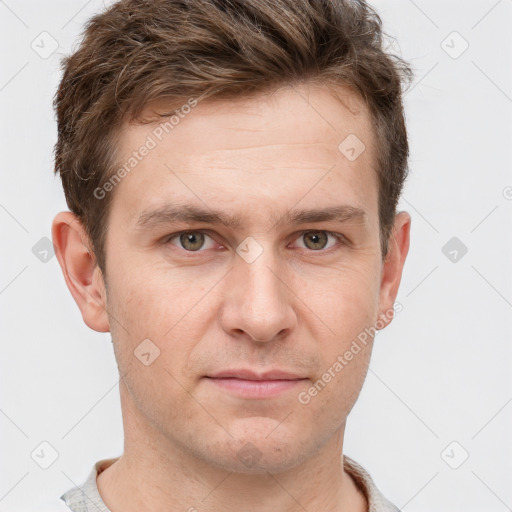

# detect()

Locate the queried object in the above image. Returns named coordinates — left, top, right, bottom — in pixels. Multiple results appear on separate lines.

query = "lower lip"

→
left=205, top=377, right=306, bottom=399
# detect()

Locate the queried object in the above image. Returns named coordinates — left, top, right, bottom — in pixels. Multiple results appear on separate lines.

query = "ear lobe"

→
left=51, top=211, right=110, bottom=333
left=376, top=211, right=411, bottom=330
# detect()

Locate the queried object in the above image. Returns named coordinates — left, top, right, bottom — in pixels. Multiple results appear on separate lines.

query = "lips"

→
left=204, top=369, right=307, bottom=399
left=206, top=369, right=305, bottom=381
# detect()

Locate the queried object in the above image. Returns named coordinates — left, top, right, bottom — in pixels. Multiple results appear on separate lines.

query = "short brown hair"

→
left=53, top=0, right=413, bottom=275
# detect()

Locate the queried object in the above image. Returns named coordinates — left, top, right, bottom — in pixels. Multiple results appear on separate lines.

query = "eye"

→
left=162, top=229, right=347, bottom=255
left=293, top=231, right=346, bottom=252
left=165, top=231, right=217, bottom=252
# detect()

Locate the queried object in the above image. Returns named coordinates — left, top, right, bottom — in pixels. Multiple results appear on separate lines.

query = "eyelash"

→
left=162, top=230, right=349, bottom=255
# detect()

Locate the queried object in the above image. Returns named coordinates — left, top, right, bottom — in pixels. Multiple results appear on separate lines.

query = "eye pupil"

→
left=180, top=232, right=205, bottom=251
left=304, top=231, right=328, bottom=250
left=172, top=231, right=338, bottom=253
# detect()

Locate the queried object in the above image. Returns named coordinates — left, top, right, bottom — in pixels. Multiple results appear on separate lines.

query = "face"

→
left=59, top=83, right=409, bottom=474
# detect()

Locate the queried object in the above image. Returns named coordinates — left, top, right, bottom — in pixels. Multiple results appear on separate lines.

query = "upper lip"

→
left=207, top=369, right=305, bottom=381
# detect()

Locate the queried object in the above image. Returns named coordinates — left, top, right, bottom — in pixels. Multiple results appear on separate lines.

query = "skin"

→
left=52, top=82, right=410, bottom=512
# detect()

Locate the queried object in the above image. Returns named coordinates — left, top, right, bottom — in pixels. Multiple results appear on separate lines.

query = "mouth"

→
left=204, top=369, right=308, bottom=399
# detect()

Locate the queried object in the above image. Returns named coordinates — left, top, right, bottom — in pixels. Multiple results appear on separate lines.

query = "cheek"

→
left=293, top=313, right=374, bottom=444
left=295, top=265, right=379, bottom=413
left=109, top=260, right=209, bottom=330
left=105, top=270, right=203, bottom=430
left=106, top=264, right=219, bottom=383
left=298, top=259, right=381, bottom=336
left=313, top=349, right=372, bottom=431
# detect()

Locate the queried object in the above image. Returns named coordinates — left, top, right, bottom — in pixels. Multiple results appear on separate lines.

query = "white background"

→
left=0, top=0, right=511, bottom=510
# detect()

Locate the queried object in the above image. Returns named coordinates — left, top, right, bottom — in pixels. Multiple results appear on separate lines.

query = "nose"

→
left=219, top=243, right=297, bottom=343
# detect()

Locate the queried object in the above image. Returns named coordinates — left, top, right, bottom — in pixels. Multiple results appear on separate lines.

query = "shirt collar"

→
left=61, top=455, right=400, bottom=512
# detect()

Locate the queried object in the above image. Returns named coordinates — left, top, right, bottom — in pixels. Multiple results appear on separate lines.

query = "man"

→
left=51, top=0, right=412, bottom=510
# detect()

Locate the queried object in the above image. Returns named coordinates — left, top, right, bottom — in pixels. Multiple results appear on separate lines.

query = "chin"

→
left=214, top=445, right=307, bottom=475
left=201, top=423, right=312, bottom=474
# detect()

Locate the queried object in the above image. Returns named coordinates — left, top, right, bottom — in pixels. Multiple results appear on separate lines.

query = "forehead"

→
left=137, top=83, right=372, bottom=151
left=109, top=83, right=378, bottom=228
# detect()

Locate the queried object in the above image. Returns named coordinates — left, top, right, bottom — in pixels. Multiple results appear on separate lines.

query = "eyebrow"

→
left=134, top=203, right=367, bottom=231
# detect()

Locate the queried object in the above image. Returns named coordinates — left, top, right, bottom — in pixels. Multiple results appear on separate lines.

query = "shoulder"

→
left=344, top=454, right=401, bottom=512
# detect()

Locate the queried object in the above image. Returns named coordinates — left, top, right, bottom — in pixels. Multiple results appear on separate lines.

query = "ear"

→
left=376, top=211, right=411, bottom=329
left=51, top=211, right=110, bottom=333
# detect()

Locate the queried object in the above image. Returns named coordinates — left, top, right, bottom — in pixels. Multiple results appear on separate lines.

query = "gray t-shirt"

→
left=59, top=455, right=400, bottom=512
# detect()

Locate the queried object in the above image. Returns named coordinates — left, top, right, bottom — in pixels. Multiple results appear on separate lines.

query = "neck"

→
left=96, top=381, right=368, bottom=512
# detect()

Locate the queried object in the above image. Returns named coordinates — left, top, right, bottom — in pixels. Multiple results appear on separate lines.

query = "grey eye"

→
left=179, top=232, right=206, bottom=251
left=301, top=231, right=329, bottom=250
